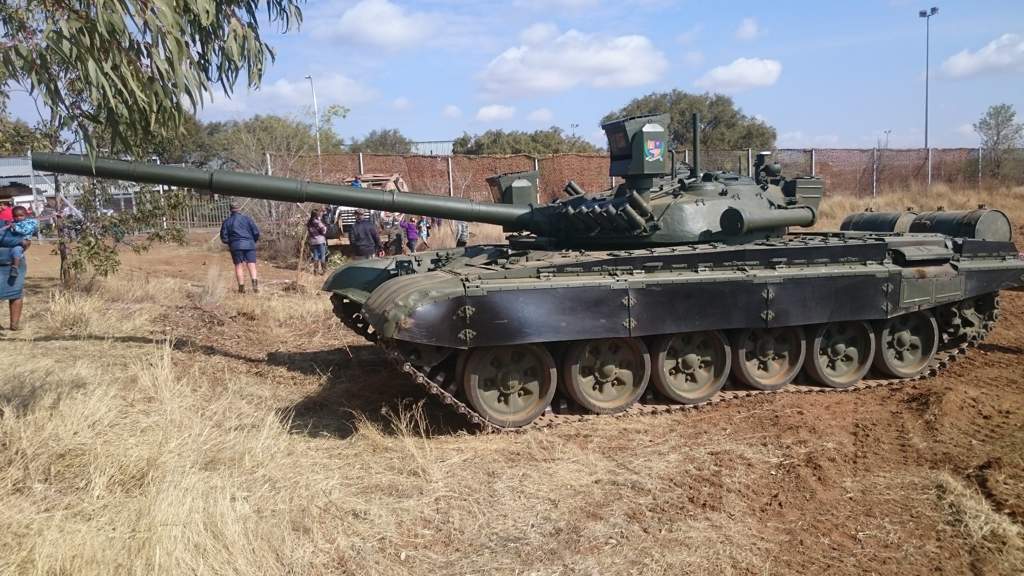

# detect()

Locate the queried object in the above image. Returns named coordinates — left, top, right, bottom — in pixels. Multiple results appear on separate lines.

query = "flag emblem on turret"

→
left=644, top=139, right=664, bottom=162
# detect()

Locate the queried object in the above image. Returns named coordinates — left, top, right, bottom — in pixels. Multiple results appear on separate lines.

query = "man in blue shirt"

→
left=220, top=201, right=261, bottom=293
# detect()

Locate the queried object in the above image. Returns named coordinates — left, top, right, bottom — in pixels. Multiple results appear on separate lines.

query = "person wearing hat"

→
left=220, top=201, right=261, bottom=293
left=347, top=208, right=382, bottom=260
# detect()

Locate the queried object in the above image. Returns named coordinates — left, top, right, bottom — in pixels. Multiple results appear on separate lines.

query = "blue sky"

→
left=10, top=0, right=1024, bottom=148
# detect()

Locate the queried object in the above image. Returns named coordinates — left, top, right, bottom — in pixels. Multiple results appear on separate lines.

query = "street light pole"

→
left=919, top=7, right=938, bottom=189
left=305, top=75, right=323, bottom=179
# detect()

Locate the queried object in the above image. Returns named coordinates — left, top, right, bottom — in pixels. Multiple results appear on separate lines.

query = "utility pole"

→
left=305, top=75, right=323, bottom=180
left=919, top=6, right=938, bottom=189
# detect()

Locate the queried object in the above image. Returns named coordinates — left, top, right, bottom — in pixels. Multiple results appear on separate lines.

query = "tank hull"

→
left=327, top=233, right=1024, bottom=348
left=322, top=231, right=1023, bottom=429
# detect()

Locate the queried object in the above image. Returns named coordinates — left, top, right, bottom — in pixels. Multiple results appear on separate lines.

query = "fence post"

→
left=872, top=147, right=878, bottom=198
left=683, top=149, right=689, bottom=164
left=358, top=152, right=364, bottom=175
left=977, top=147, right=982, bottom=191
left=447, top=156, right=454, bottom=197
left=927, top=148, right=932, bottom=189
left=747, top=148, right=753, bottom=177
left=810, top=148, right=816, bottom=176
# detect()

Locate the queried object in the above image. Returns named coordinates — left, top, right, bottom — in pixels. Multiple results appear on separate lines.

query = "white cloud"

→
left=521, top=22, right=558, bottom=45
left=695, top=58, right=782, bottom=92
left=683, top=51, right=704, bottom=67
left=527, top=108, right=554, bottom=123
left=311, top=0, right=437, bottom=49
left=392, top=97, right=411, bottom=110
left=676, top=24, right=702, bottom=45
left=942, top=33, right=1024, bottom=78
left=957, top=123, right=977, bottom=139
left=480, top=26, right=667, bottom=96
left=777, top=131, right=841, bottom=147
left=517, top=0, right=599, bottom=9
left=202, top=73, right=375, bottom=117
left=735, top=18, right=759, bottom=41
left=442, top=104, right=462, bottom=118
left=778, top=131, right=806, bottom=147
left=476, top=104, right=516, bottom=122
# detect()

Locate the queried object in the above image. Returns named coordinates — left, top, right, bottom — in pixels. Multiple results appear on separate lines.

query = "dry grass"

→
left=2, top=273, right=789, bottom=575
left=40, top=274, right=175, bottom=338
left=3, top=207, right=1024, bottom=575
left=816, top=184, right=1024, bottom=231
left=934, top=473, right=1024, bottom=573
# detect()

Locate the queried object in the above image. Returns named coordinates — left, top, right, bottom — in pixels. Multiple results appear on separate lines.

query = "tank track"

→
left=385, top=343, right=972, bottom=433
left=336, top=294, right=999, bottom=433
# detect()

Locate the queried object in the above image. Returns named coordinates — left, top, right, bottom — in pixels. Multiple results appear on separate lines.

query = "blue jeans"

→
left=310, top=243, right=327, bottom=262
left=10, top=245, right=23, bottom=259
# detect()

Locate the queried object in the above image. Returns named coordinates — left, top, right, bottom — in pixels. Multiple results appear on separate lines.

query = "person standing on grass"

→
left=0, top=206, right=39, bottom=280
left=347, top=209, right=382, bottom=260
left=400, top=216, right=420, bottom=253
left=307, top=208, right=328, bottom=275
left=0, top=215, right=31, bottom=332
left=220, top=201, right=260, bottom=293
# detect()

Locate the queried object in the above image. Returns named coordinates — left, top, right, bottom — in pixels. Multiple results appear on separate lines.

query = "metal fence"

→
left=165, top=195, right=231, bottom=229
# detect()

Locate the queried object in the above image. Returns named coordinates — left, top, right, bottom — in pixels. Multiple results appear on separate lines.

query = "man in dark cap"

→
left=220, top=201, right=261, bottom=293
left=347, top=208, right=382, bottom=260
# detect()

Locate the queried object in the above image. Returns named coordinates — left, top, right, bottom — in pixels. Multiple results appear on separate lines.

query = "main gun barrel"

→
left=32, top=153, right=540, bottom=231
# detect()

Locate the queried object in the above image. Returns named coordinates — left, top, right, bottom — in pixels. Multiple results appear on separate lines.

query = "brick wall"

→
left=285, top=147, right=1008, bottom=207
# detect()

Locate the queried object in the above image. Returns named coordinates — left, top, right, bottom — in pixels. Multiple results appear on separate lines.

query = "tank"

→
left=32, top=113, right=1024, bottom=430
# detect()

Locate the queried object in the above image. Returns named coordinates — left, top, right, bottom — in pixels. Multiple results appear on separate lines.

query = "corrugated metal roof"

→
left=410, top=141, right=455, bottom=156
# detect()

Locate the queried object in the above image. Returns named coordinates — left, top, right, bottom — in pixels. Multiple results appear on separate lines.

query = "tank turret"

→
left=32, top=113, right=822, bottom=251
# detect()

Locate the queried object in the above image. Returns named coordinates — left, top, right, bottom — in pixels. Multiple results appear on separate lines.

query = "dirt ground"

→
left=1, top=236, right=1022, bottom=576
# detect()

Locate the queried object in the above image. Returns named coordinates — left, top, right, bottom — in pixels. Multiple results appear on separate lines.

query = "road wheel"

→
left=462, top=345, right=557, bottom=428
left=562, top=338, right=651, bottom=414
left=650, top=330, right=731, bottom=404
left=805, top=321, right=875, bottom=388
left=732, top=326, right=806, bottom=391
left=873, top=311, right=939, bottom=378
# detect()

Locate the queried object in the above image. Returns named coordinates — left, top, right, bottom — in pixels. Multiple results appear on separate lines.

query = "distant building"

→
left=410, top=141, right=455, bottom=156
left=0, top=155, right=139, bottom=213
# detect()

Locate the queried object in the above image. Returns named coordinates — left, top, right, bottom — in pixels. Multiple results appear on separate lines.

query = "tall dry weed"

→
left=817, top=184, right=1024, bottom=231
left=43, top=291, right=150, bottom=336
left=196, top=266, right=229, bottom=307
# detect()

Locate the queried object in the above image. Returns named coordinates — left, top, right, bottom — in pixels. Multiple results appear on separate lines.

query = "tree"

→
left=453, top=127, right=600, bottom=155
left=974, top=103, right=1024, bottom=179
left=206, top=114, right=344, bottom=177
left=602, top=90, right=776, bottom=151
left=349, top=128, right=414, bottom=154
left=1, top=0, right=303, bottom=156
left=0, top=1, right=304, bottom=282
left=0, top=113, right=47, bottom=155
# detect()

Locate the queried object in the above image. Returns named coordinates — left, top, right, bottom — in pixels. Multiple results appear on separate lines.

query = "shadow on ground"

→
left=266, top=347, right=474, bottom=439
left=23, top=333, right=474, bottom=439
